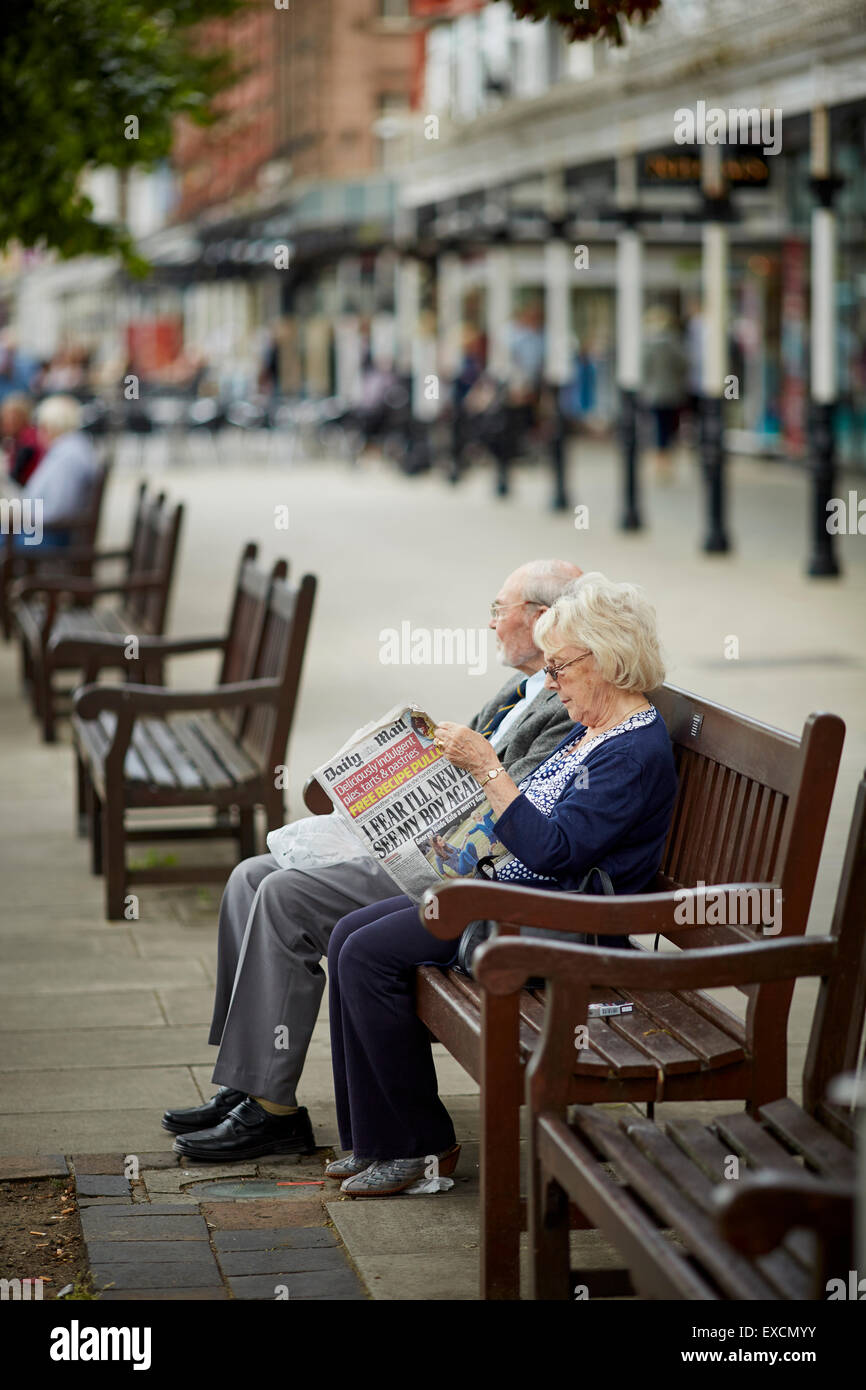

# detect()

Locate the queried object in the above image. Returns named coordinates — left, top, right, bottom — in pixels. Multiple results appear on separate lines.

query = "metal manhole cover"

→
left=183, top=1179, right=320, bottom=1199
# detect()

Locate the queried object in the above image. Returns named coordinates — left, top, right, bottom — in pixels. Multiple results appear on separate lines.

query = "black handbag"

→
left=454, top=863, right=616, bottom=979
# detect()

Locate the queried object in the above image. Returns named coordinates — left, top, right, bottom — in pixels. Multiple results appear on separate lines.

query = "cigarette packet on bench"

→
left=588, top=1002, right=634, bottom=1018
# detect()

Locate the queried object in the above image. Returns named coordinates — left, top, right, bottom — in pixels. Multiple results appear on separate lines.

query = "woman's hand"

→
left=433, top=722, right=498, bottom=780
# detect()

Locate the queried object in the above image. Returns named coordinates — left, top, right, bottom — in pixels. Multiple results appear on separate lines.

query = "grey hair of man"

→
left=491, top=559, right=583, bottom=674
left=519, top=559, right=584, bottom=608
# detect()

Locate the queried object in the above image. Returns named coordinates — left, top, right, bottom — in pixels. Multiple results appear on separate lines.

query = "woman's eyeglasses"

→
left=542, top=651, right=591, bottom=682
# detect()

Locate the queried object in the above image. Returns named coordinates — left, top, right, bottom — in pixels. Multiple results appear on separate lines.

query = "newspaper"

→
left=312, top=703, right=515, bottom=902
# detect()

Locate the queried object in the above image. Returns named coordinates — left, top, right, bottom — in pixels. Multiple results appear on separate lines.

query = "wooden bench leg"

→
left=103, top=802, right=126, bottom=920
left=36, top=658, right=56, bottom=742
left=238, top=806, right=256, bottom=860
left=480, top=990, right=522, bottom=1299
left=75, top=754, right=89, bottom=837
left=90, top=787, right=103, bottom=876
left=529, top=1157, right=572, bottom=1301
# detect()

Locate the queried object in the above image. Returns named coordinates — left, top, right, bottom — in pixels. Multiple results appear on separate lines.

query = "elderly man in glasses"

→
left=163, top=558, right=582, bottom=1160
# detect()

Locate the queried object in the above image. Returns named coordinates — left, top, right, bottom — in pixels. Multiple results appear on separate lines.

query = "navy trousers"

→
left=327, top=894, right=458, bottom=1159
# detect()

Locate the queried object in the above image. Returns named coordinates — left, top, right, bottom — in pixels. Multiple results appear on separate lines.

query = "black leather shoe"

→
left=162, top=1087, right=248, bottom=1135
left=172, top=1099, right=316, bottom=1162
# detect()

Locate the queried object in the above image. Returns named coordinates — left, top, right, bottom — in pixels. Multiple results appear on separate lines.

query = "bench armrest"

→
left=420, top=878, right=777, bottom=943
left=74, top=676, right=282, bottom=719
left=49, top=631, right=227, bottom=667
left=15, top=569, right=165, bottom=602
left=472, top=931, right=837, bottom=998
left=714, top=1170, right=854, bottom=1259
left=303, top=775, right=332, bottom=815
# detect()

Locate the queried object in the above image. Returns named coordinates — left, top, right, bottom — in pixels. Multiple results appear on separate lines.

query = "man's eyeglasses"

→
left=542, top=651, right=591, bottom=682
left=489, top=599, right=545, bottom=621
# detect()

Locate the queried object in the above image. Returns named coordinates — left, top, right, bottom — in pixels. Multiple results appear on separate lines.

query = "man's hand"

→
left=433, top=722, right=498, bottom=780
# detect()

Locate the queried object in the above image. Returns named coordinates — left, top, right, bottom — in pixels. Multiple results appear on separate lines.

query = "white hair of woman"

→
left=35, top=394, right=83, bottom=441
left=534, top=571, right=666, bottom=694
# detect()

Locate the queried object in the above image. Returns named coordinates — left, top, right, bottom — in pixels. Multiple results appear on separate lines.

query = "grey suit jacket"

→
left=467, top=676, right=574, bottom=784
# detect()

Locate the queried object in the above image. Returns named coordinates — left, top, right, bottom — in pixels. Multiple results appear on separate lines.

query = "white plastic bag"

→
left=266, top=811, right=369, bottom=871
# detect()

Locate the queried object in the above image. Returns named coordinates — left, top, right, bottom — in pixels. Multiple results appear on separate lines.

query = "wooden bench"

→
left=307, top=684, right=843, bottom=1299
left=69, top=551, right=316, bottom=918
left=0, top=457, right=110, bottom=641
left=474, top=769, right=865, bottom=1300
left=15, top=486, right=183, bottom=741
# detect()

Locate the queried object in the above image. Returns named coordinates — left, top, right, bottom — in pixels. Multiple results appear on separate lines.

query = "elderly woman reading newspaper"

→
left=324, top=573, right=678, bottom=1195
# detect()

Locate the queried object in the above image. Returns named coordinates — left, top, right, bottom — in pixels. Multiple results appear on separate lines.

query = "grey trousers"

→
left=208, top=853, right=398, bottom=1106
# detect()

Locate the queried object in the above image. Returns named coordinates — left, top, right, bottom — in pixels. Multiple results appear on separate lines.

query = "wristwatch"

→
left=478, top=767, right=505, bottom=789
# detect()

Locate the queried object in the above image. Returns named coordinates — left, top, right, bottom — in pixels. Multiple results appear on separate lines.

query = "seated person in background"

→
left=164, top=558, right=583, bottom=1161
left=1, top=394, right=44, bottom=485
left=323, top=573, right=678, bottom=1195
left=16, top=395, right=98, bottom=549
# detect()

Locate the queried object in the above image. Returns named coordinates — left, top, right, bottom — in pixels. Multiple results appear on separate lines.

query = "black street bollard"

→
left=807, top=400, right=841, bottom=576
left=549, top=389, right=569, bottom=512
left=700, top=395, right=730, bottom=552
left=619, top=387, right=641, bottom=530
left=492, top=410, right=511, bottom=497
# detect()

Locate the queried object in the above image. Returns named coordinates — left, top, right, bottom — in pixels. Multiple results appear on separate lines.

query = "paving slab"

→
left=98, top=1288, right=229, bottom=1301
left=227, top=1268, right=366, bottom=1300
left=359, top=1252, right=479, bottom=1301
left=0, top=958, right=210, bottom=994
left=0, top=992, right=165, bottom=1032
left=133, top=1151, right=183, bottom=1170
left=212, top=1227, right=337, bottom=1252
left=0, top=1027, right=215, bottom=1071
left=1, top=1067, right=201, bottom=1114
left=71, top=1154, right=131, bottom=1175
left=326, top=1189, right=481, bottom=1256
left=0, top=1112, right=180, bottom=1156
left=201, top=1198, right=326, bottom=1229
left=155, top=988, right=217, bottom=1027
left=0, top=1154, right=68, bottom=1179
left=218, top=1245, right=348, bottom=1277
left=76, top=1175, right=132, bottom=1196
left=0, top=934, right=138, bottom=963
left=81, top=1207, right=209, bottom=1241
left=93, top=1260, right=223, bottom=1290
left=78, top=1196, right=134, bottom=1207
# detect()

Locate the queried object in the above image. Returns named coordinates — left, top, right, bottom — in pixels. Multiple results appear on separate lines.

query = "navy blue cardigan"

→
left=493, top=709, right=677, bottom=895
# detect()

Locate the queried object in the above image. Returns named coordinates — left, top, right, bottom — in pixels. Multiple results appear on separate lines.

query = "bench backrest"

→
left=239, top=571, right=317, bottom=772
left=650, top=684, right=844, bottom=941
left=803, top=770, right=866, bottom=1138
left=125, top=496, right=184, bottom=634
left=218, top=549, right=286, bottom=735
left=124, top=486, right=162, bottom=580
left=69, top=458, right=111, bottom=549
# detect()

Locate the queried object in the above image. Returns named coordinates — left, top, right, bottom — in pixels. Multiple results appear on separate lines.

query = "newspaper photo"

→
left=312, top=703, right=515, bottom=901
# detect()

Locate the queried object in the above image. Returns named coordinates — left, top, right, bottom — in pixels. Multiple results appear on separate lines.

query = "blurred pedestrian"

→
left=641, top=306, right=688, bottom=481
left=19, top=395, right=99, bottom=549
left=1, top=393, right=44, bottom=485
left=0, top=333, right=39, bottom=404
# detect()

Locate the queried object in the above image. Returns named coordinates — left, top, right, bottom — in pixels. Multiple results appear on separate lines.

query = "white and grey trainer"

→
left=323, top=1153, right=374, bottom=1180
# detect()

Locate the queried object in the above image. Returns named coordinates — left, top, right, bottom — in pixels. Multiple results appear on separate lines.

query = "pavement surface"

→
left=1, top=433, right=864, bottom=1299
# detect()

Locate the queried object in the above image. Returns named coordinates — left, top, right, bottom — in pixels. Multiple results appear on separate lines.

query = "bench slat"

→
left=572, top=1107, right=779, bottom=1300
left=92, top=711, right=151, bottom=784
left=198, top=713, right=260, bottom=782
left=169, top=715, right=234, bottom=788
left=127, top=719, right=185, bottom=788
left=604, top=1003, right=702, bottom=1073
left=621, top=989, right=744, bottom=1068
left=624, top=1117, right=813, bottom=1300
left=681, top=1115, right=818, bottom=1272
left=538, top=1113, right=718, bottom=1299
left=136, top=718, right=203, bottom=789
left=758, top=1097, right=857, bottom=1180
